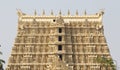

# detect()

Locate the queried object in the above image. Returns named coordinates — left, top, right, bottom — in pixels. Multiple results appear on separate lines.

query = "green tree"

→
left=106, top=59, right=116, bottom=70
left=0, top=51, right=5, bottom=70
left=96, top=56, right=105, bottom=70
left=96, top=56, right=116, bottom=70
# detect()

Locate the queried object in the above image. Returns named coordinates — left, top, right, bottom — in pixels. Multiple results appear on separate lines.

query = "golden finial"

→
left=51, top=10, right=54, bottom=16
left=17, top=9, right=26, bottom=17
left=84, top=10, right=87, bottom=15
left=67, top=9, right=70, bottom=16
left=42, top=10, right=45, bottom=16
left=59, top=10, right=62, bottom=16
left=76, top=10, right=78, bottom=16
left=34, top=10, right=37, bottom=15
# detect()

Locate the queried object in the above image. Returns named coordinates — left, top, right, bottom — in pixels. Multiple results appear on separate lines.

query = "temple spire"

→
left=17, top=9, right=26, bottom=17
left=84, top=10, right=87, bottom=15
left=59, top=10, right=62, bottom=16
left=34, top=10, right=37, bottom=15
left=51, top=10, right=54, bottom=16
left=67, top=9, right=70, bottom=16
left=17, top=9, right=22, bottom=17
left=76, top=10, right=78, bottom=16
left=42, top=10, right=45, bottom=16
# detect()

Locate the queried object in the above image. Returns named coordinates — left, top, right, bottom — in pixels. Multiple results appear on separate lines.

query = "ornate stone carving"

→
left=56, top=16, right=64, bottom=24
left=6, top=10, right=114, bottom=70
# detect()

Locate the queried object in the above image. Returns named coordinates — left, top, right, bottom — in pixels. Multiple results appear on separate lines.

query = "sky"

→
left=0, top=0, right=120, bottom=69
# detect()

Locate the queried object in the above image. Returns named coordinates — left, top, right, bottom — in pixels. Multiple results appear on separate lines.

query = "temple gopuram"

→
left=6, top=10, right=115, bottom=70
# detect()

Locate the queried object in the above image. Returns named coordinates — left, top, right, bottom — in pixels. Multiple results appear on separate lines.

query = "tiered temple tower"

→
left=6, top=10, right=114, bottom=70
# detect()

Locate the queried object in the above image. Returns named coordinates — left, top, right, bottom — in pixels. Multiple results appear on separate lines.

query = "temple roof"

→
left=17, top=10, right=104, bottom=22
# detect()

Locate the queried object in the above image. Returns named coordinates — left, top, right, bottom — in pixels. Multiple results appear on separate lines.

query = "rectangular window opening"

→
left=58, top=36, right=62, bottom=41
left=59, top=28, right=62, bottom=33
left=58, top=45, right=62, bottom=50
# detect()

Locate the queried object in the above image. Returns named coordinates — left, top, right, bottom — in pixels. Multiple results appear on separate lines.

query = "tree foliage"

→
left=0, top=51, right=5, bottom=70
left=96, top=56, right=116, bottom=70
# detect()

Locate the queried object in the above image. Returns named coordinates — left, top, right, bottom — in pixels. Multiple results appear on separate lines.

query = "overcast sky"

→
left=0, top=0, right=120, bottom=69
